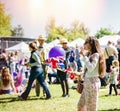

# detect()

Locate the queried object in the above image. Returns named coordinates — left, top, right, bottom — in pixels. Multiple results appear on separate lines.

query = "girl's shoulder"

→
left=91, top=53, right=99, bottom=58
left=93, top=52, right=99, bottom=56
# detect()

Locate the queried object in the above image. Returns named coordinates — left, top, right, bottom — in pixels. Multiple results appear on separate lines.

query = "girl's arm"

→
left=83, top=53, right=99, bottom=73
left=73, top=68, right=84, bottom=76
left=11, top=77, right=16, bottom=93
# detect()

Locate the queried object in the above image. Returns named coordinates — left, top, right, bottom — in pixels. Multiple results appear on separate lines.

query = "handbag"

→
left=76, top=80, right=84, bottom=94
left=76, top=69, right=87, bottom=94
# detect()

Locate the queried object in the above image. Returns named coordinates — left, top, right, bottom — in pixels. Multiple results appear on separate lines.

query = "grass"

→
left=0, top=83, right=120, bottom=111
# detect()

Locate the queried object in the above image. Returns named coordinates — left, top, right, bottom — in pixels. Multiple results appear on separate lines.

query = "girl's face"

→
left=84, top=41, right=91, bottom=51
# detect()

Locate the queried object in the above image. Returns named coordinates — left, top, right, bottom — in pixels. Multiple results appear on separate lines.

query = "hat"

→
left=37, top=35, right=47, bottom=41
left=60, top=38, right=68, bottom=44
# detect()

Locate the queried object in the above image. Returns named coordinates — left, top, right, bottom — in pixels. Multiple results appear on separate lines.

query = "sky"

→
left=1, top=0, right=120, bottom=38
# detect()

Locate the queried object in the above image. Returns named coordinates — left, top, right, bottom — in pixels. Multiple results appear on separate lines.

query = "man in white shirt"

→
left=35, top=36, right=48, bottom=97
left=104, top=41, right=118, bottom=73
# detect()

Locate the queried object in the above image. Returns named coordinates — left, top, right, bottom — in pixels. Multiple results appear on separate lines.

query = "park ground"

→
left=0, top=83, right=120, bottom=111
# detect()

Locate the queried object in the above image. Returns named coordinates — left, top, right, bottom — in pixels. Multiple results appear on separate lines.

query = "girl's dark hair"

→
left=29, top=42, right=38, bottom=50
left=1, top=67, right=12, bottom=87
left=85, top=36, right=106, bottom=77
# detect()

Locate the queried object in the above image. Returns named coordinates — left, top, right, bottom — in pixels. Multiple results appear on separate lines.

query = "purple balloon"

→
left=49, top=46, right=65, bottom=58
left=19, top=59, right=23, bottom=65
left=13, top=72, right=18, bottom=77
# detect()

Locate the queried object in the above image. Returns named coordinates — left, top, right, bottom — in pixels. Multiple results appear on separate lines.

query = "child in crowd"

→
left=0, top=67, right=16, bottom=94
left=14, top=58, right=28, bottom=93
left=106, top=60, right=119, bottom=96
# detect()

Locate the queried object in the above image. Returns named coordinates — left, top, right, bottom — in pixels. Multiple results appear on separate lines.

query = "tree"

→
left=46, top=18, right=89, bottom=42
left=0, top=1, right=12, bottom=36
left=95, top=28, right=117, bottom=39
left=11, top=24, right=24, bottom=37
left=67, top=20, right=89, bottom=40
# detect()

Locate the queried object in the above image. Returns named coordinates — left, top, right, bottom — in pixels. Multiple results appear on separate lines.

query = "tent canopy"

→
left=98, top=35, right=120, bottom=47
left=47, top=39, right=61, bottom=48
left=6, top=42, right=30, bottom=52
left=69, top=38, right=85, bottom=47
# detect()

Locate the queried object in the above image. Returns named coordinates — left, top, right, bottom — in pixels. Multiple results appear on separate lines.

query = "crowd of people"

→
left=0, top=36, right=120, bottom=111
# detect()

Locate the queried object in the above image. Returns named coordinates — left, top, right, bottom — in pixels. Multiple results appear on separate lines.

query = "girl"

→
left=0, top=67, right=16, bottom=94
left=107, top=60, right=119, bottom=96
left=74, top=37, right=106, bottom=111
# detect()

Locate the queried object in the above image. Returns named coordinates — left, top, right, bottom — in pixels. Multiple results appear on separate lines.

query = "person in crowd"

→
left=116, top=39, right=120, bottom=88
left=14, top=58, right=26, bottom=93
left=69, top=47, right=77, bottom=71
left=104, top=40, right=118, bottom=73
left=14, top=51, right=20, bottom=72
left=57, top=38, right=70, bottom=97
left=9, top=52, right=16, bottom=78
left=116, top=39, right=120, bottom=75
left=24, top=57, right=30, bottom=80
left=75, top=44, right=83, bottom=71
left=47, top=67, right=60, bottom=84
left=73, top=36, right=106, bottom=111
left=0, top=67, right=16, bottom=94
left=0, top=49, right=8, bottom=71
left=106, top=60, right=119, bottom=96
left=18, top=42, right=51, bottom=100
left=35, top=36, right=48, bottom=97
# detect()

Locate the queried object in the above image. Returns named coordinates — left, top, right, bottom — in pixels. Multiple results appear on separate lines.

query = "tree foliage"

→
left=46, top=18, right=89, bottom=43
left=0, top=1, right=12, bottom=36
left=46, top=17, right=67, bottom=42
left=95, top=28, right=117, bottom=39
left=11, top=24, right=24, bottom=37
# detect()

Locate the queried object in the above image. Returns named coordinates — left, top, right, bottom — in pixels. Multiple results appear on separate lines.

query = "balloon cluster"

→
left=44, top=46, right=66, bottom=69
left=44, top=46, right=76, bottom=80
left=44, top=57, right=65, bottom=69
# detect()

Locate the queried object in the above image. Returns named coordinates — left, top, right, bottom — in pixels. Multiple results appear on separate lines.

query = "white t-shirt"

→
left=83, top=53, right=99, bottom=78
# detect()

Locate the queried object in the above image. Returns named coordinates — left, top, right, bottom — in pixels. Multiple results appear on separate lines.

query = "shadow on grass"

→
left=0, top=96, right=48, bottom=103
left=99, top=109, right=120, bottom=111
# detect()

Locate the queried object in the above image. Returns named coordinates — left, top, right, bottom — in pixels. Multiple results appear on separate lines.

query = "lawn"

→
left=0, top=83, right=120, bottom=111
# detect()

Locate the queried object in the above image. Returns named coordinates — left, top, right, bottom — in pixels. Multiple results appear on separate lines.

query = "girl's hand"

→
left=73, top=71, right=81, bottom=76
left=12, top=88, right=16, bottom=93
left=80, top=47, right=85, bottom=57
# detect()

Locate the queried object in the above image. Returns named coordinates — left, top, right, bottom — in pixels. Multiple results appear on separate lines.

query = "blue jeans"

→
left=76, top=59, right=82, bottom=71
left=0, top=89, right=10, bottom=94
left=21, top=67, right=51, bottom=99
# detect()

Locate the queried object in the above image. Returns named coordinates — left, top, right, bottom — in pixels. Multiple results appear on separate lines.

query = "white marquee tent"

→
left=69, top=38, right=85, bottom=47
left=98, top=35, right=120, bottom=47
left=6, top=42, right=29, bottom=52
left=47, top=39, right=61, bottom=48
left=6, top=42, right=30, bottom=57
